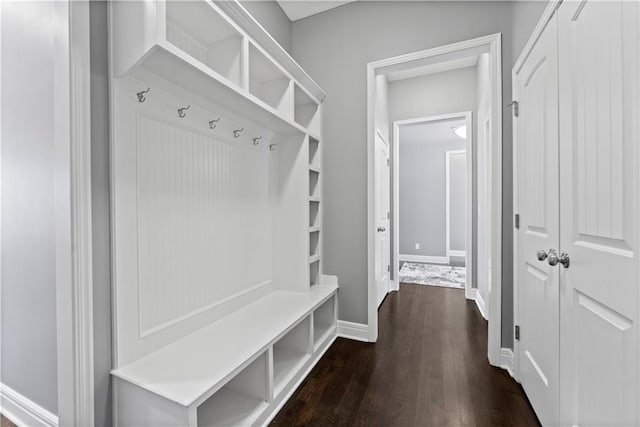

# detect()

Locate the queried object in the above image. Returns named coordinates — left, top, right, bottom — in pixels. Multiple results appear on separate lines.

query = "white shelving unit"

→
left=109, top=1, right=334, bottom=426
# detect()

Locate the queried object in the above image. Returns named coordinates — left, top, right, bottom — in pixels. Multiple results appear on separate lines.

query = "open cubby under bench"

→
left=113, top=283, right=338, bottom=427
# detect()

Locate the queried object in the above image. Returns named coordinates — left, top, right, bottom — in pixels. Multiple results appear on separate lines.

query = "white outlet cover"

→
left=415, top=243, right=420, bottom=250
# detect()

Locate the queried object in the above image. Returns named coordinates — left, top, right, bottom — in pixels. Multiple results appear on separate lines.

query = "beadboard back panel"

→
left=113, top=81, right=278, bottom=366
left=137, top=115, right=272, bottom=335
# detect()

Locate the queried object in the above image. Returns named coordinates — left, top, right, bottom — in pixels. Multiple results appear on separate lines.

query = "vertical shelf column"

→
left=308, top=135, right=321, bottom=286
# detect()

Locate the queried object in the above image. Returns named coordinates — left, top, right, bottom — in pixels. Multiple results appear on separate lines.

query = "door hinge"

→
left=387, top=265, right=390, bottom=273
left=515, top=213, right=520, bottom=229
left=387, top=158, right=390, bottom=167
left=508, top=100, right=519, bottom=118
left=515, top=325, right=520, bottom=341
left=387, top=212, right=390, bottom=219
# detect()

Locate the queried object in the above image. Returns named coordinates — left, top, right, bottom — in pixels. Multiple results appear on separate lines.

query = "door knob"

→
left=537, top=250, right=548, bottom=261
left=557, top=252, right=570, bottom=268
left=377, top=226, right=386, bottom=232
left=547, top=249, right=559, bottom=266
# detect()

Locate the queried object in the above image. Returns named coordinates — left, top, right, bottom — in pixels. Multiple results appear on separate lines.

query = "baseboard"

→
left=499, top=348, right=516, bottom=379
left=390, top=280, right=400, bottom=292
left=474, top=290, right=488, bottom=320
left=447, top=250, right=465, bottom=257
left=0, top=384, right=58, bottom=427
left=337, top=320, right=369, bottom=342
left=399, top=254, right=449, bottom=264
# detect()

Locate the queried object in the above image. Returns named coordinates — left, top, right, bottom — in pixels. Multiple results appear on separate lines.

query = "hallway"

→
left=271, top=284, right=539, bottom=426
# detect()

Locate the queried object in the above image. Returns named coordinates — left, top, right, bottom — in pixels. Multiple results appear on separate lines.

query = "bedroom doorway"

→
left=395, top=114, right=471, bottom=293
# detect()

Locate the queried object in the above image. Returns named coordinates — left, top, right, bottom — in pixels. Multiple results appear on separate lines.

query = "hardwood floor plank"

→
left=271, top=284, right=540, bottom=426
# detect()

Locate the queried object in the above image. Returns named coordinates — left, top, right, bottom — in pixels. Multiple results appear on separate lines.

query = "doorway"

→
left=366, top=34, right=504, bottom=368
left=394, top=113, right=472, bottom=296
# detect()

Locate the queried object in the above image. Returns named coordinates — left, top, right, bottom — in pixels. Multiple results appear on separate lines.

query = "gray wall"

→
left=399, top=135, right=465, bottom=257
left=90, top=2, right=112, bottom=427
left=1, top=1, right=59, bottom=414
left=291, top=0, right=523, bottom=348
left=240, top=0, right=292, bottom=53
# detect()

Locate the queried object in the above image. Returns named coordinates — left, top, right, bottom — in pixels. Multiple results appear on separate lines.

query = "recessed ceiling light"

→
left=452, top=125, right=466, bottom=139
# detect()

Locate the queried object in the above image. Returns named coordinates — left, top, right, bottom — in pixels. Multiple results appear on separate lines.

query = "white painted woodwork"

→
left=109, top=1, right=331, bottom=425
left=558, top=1, right=640, bottom=425
left=375, top=132, right=390, bottom=308
left=113, top=285, right=338, bottom=426
left=514, top=12, right=560, bottom=425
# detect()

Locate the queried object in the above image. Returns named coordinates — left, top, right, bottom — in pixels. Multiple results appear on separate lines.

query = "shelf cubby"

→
left=249, top=43, right=292, bottom=116
left=309, top=169, right=320, bottom=198
left=294, top=85, right=320, bottom=134
left=273, top=317, right=312, bottom=397
left=313, top=297, right=335, bottom=349
left=196, top=352, right=269, bottom=427
left=165, top=1, right=243, bottom=87
left=310, top=230, right=320, bottom=257
left=310, top=201, right=320, bottom=228
left=310, top=260, right=320, bottom=287
left=309, top=136, right=320, bottom=167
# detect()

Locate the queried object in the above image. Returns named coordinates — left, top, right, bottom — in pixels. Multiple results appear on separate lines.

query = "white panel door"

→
left=375, top=131, right=390, bottom=307
left=514, top=13, right=560, bottom=426
left=558, top=1, right=640, bottom=425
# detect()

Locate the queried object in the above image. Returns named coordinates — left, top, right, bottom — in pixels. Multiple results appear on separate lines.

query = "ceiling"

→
left=277, top=0, right=356, bottom=21
left=400, top=118, right=467, bottom=145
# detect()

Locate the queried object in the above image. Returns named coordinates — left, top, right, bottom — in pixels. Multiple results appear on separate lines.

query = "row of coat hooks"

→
left=137, top=87, right=279, bottom=151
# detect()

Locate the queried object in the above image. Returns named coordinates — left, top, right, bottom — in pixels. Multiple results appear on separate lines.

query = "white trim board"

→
left=499, top=348, right=516, bottom=379
left=445, top=149, right=468, bottom=261
left=367, top=34, right=503, bottom=370
left=399, top=254, right=449, bottom=264
left=53, top=1, right=95, bottom=425
left=337, top=321, right=369, bottom=342
left=1, top=384, right=59, bottom=427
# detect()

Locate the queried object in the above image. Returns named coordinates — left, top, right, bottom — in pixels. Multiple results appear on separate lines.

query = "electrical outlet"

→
left=415, top=243, right=420, bottom=250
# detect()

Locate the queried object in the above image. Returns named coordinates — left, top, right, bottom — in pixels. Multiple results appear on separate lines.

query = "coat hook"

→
left=137, top=88, right=150, bottom=103
left=233, top=128, right=244, bottom=138
left=209, top=117, right=221, bottom=129
left=269, top=143, right=279, bottom=152
left=253, top=136, right=262, bottom=146
left=178, top=105, right=190, bottom=118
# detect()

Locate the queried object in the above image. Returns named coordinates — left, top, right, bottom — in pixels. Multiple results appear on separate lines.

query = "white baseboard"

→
left=337, top=320, right=369, bottom=342
left=390, top=280, right=399, bottom=292
left=474, top=290, right=488, bottom=320
left=399, top=254, right=449, bottom=264
left=447, top=250, right=466, bottom=257
left=499, top=348, right=516, bottom=379
left=0, top=384, right=58, bottom=427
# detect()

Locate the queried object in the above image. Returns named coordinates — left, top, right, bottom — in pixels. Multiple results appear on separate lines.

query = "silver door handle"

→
left=377, top=227, right=386, bottom=232
left=537, top=250, right=549, bottom=261
left=557, top=252, right=570, bottom=268
left=547, top=250, right=570, bottom=268
left=547, top=249, right=559, bottom=266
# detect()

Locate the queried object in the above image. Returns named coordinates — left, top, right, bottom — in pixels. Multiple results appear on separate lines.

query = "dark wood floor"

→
left=271, top=284, right=540, bottom=427
left=0, top=415, right=16, bottom=427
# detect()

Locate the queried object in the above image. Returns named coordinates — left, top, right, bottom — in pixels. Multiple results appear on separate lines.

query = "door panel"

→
left=515, top=13, right=560, bottom=426
left=558, top=1, right=640, bottom=424
left=375, top=132, right=390, bottom=307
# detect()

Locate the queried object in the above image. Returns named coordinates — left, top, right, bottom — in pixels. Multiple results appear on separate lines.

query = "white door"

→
left=558, top=1, right=640, bottom=424
left=375, top=131, right=390, bottom=307
left=514, top=13, right=560, bottom=426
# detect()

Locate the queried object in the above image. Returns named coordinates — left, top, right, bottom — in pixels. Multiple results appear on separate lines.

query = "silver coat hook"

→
left=233, top=128, right=244, bottom=138
left=253, top=136, right=262, bottom=146
left=209, top=118, right=221, bottom=129
left=137, top=88, right=150, bottom=103
left=269, top=143, right=279, bottom=152
left=178, top=105, right=190, bottom=118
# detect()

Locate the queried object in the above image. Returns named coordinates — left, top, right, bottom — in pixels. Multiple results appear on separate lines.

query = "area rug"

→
left=399, top=262, right=466, bottom=289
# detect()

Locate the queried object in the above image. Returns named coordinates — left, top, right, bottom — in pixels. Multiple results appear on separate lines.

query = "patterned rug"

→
left=399, top=262, right=466, bottom=289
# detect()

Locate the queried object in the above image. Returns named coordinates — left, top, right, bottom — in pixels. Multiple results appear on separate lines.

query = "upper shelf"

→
left=112, top=0, right=323, bottom=136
